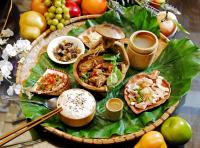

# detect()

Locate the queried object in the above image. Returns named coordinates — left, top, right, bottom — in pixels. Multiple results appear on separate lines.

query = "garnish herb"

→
left=147, top=97, right=153, bottom=103
left=137, top=96, right=143, bottom=103
left=81, top=73, right=90, bottom=82
left=103, top=53, right=123, bottom=88
left=130, top=98, right=135, bottom=102
left=103, top=53, right=122, bottom=62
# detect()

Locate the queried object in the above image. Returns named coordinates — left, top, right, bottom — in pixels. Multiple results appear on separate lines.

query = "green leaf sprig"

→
left=103, top=53, right=123, bottom=89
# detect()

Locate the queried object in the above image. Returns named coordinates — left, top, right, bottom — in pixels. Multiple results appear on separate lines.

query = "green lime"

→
left=47, top=20, right=52, bottom=25
left=55, top=1, right=62, bottom=7
left=52, top=19, right=59, bottom=25
left=63, top=7, right=69, bottom=14
left=49, top=12, right=55, bottom=19
left=63, top=14, right=70, bottom=20
left=60, top=19, right=65, bottom=24
left=57, top=23, right=64, bottom=30
left=50, top=25, right=56, bottom=31
left=55, top=14, right=62, bottom=20
left=49, top=6, right=56, bottom=13
left=56, top=7, right=63, bottom=14
left=44, top=0, right=52, bottom=6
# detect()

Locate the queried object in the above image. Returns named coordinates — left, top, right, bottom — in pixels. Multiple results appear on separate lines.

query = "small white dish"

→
left=47, top=36, right=85, bottom=65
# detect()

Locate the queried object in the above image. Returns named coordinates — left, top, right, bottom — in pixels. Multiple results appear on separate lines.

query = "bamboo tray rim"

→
left=43, top=101, right=178, bottom=144
left=16, top=14, right=179, bottom=145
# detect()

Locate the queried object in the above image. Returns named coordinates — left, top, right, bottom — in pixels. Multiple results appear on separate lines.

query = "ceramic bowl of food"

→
left=124, top=70, right=171, bottom=114
left=47, top=36, right=85, bottom=65
left=57, top=89, right=96, bottom=127
left=32, top=68, right=70, bottom=96
left=73, top=41, right=130, bottom=93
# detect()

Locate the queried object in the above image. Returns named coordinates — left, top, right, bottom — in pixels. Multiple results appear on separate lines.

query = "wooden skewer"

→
left=0, top=107, right=62, bottom=146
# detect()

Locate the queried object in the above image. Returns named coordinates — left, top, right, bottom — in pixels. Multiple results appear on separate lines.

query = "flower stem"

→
left=5, top=78, right=14, bottom=85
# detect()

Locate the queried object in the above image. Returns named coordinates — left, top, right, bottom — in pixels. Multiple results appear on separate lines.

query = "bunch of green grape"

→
left=44, top=0, right=70, bottom=31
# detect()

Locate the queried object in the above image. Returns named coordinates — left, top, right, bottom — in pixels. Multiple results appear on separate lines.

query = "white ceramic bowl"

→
left=47, top=36, right=85, bottom=65
left=57, top=89, right=96, bottom=127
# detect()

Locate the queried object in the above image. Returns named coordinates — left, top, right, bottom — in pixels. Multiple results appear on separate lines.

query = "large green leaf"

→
left=68, top=5, right=160, bottom=37
left=20, top=5, right=200, bottom=139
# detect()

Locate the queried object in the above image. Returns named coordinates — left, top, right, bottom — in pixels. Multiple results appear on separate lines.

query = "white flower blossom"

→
left=0, top=28, right=33, bottom=97
left=2, top=39, right=32, bottom=60
left=0, top=38, right=8, bottom=46
left=6, top=83, right=22, bottom=96
left=14, top=84, right=22, bottom=95
left=0, top=60, right=13, bottom=79
left=14, top=39, right=32, bottom=52
left=1, top=28, right=14, bottom=38
left=7, top=85, right=14, bottom=96
left=2, top=44, right=17, bottom=60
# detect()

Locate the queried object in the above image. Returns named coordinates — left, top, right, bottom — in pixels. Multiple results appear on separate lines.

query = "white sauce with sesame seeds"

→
left=57, top=89, right=96, bottom=119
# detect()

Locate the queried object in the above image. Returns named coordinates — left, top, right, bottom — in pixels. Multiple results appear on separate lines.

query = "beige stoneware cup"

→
left=106, top=98, right=124, bottom=121
left=128, top=30, right=159, bottom=70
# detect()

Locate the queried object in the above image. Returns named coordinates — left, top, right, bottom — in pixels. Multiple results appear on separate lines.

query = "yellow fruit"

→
left=134, top=131, right=167, bottom=148
left=20, top=26, right=41, bottom=41
left=19, top=11, right=47, bottom=41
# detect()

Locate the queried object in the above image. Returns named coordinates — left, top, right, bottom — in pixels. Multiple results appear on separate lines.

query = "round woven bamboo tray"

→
left=16, top=15, right=179, bottom=144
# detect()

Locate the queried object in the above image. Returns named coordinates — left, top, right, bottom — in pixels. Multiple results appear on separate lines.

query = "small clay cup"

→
left=105, top=98, right=124, bottom=121
left=128, top=30, right=158, bottom=70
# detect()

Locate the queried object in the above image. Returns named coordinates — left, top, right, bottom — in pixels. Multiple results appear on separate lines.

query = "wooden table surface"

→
left=0, top=0, right=200, bottom=147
